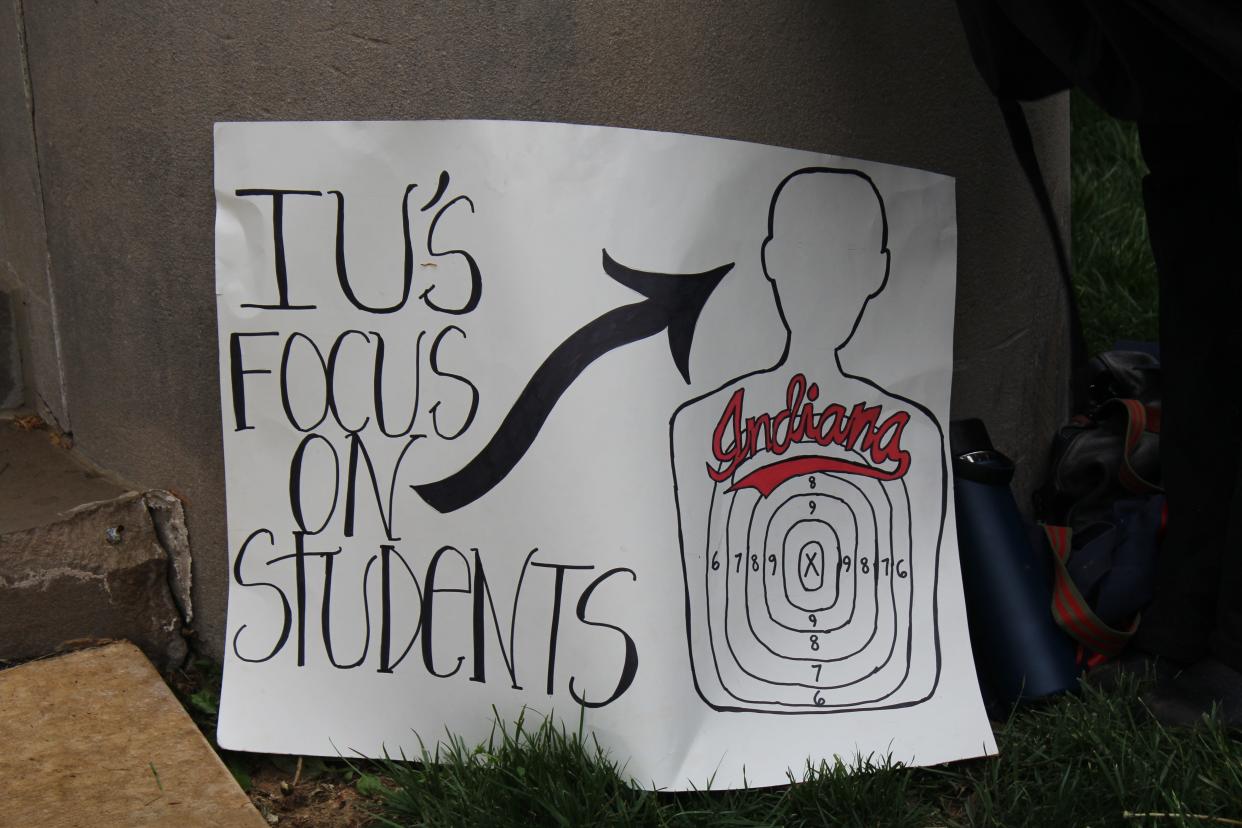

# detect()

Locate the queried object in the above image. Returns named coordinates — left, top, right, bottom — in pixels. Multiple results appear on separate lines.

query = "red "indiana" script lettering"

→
left=706, top=374, right=911, bottom=484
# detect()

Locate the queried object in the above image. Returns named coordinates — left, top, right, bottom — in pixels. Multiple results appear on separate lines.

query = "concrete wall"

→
left=0, top=1, right=1071, bottom=659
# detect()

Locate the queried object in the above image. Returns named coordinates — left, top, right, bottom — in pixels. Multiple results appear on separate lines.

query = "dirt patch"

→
left=247, top=762, right=372, bottom=827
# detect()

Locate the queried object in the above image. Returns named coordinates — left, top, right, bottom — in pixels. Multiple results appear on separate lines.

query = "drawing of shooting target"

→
left=670, top=167, right=949, bottom=718
left=699, top=447, right=916, bottom=711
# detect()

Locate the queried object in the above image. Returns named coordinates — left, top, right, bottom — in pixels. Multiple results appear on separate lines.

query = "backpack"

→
left=1037, top=350, right=1164, bottom=664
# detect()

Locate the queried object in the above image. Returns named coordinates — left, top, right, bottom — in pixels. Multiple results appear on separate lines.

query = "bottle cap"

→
left=950, top=418, right=1015, bottom=485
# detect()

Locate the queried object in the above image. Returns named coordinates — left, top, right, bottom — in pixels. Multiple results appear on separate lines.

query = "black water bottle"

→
left=951, top=419, right=1078, bottom=705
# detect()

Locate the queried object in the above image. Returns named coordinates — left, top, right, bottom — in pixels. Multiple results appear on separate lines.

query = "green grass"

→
left=369, top=675, right=1242, bottom=827
left=1071, top=91, right=1160, bottom=354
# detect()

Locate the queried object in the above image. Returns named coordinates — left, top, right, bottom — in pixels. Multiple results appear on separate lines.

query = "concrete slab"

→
left=0, top=642, right=266, bottom=827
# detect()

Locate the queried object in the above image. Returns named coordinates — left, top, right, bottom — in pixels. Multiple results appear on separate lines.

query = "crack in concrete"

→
left=144, top=491, right=193, bottom=625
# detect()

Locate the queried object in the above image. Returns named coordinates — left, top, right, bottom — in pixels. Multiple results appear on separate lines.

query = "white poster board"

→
left=214, top=120, right=995, bottom=789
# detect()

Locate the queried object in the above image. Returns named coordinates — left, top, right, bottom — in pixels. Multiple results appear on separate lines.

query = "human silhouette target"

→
left=670, top=168, right=946, bottom=713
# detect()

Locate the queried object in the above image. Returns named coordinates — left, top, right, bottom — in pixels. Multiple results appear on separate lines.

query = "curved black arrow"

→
left=412, top=249, right=733, bottom=513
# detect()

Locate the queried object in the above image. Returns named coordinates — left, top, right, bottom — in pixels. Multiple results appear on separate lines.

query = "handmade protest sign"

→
left=214, top=120, right=995, bottom=789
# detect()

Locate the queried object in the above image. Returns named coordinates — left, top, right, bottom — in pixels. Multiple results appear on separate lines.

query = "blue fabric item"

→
left=1066, top=496, right=1164, bottom=630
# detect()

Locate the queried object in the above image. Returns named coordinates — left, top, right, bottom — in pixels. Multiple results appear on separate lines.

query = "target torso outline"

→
left=669, top=167, right=948, bottom=714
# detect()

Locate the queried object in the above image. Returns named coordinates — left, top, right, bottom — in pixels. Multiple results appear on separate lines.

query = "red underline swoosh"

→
left=725, top=455, right=904, bottom=498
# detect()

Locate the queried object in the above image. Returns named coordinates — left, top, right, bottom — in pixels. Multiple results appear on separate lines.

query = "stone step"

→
left=0, top=421, right=191, bottom=670
left=0, top=641, right=266, bottom=826
left=0, top=417, right=124, bottom=535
